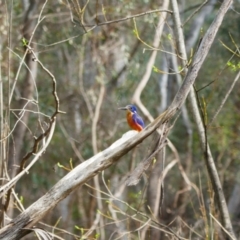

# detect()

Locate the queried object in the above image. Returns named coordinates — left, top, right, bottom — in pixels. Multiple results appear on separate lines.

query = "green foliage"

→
left=227, top=61, right=240, bottom=71
left=21, top=38, right=28, bottom=46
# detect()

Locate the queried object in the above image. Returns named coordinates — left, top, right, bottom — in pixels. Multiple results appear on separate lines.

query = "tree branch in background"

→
left=170, top=0, right=235, bottom=239
left=132, top=0, right=170, bottom=121
left=0, top=0, right=14, bottom=228
left=210, top=70, right=240, bottom=124
left=72, top=7, right=173, bottom=32
left=182, top=0, right=209, bottom=26
left=5, top=0, right=41, bottom=221
left=130, top=4, right=170, bottom=237
left=170, top=0, right=216, bottom=217
left=91, top=82, right=105, bottom=240
left=3, top=46, right=64, bottom=212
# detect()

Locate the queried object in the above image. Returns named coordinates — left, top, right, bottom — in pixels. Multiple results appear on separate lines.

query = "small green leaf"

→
left=75, top=226, right=84, bottom=235
left=178, top=65, right=183, bottom=71
left=69, top=158, right=73, bottom=169
left=227, top=61, right=240, bottom=71
left=153, top=66, right=158, bottom=72
left=95, top=233, right=100, bottom=239
left=57, top=162, right=64, bottom=168
left=22, top=38, right=28, bottom=46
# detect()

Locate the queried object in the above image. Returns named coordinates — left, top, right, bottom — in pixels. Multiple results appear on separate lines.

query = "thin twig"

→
left=0, top=118, right=56, bottom=198
left=76, top=8, right=172, bottom=32
left=210, top=213, right=235, bottom=240
left=9, top=0, right=48, bottom=105
left=86, top=180, right=185, bottom=239
left=4, top=44, right=63, bottom=211
left=210, top=70, right=240, bottom=124
left=182, top=0, right=208, bottom=26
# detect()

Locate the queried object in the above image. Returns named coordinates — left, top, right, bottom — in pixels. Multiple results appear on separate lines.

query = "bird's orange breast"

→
left=126, top=111, right=143, bottom=132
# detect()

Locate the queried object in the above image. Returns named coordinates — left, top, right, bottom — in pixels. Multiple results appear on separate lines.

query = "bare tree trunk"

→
left=171, top=0, right=217, bottom=218
left=0, top=53, right=4, bottom=226
left=0, top=0, right=12, bottom=228
left=6, top=1, right=39, bottom=221
left=8, top=0, right=39, bottom=175
left=159, top=57, right=169, bottom=113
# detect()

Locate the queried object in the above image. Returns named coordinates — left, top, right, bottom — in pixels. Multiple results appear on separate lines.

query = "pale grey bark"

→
left=159, top=58, right=169, bottom=113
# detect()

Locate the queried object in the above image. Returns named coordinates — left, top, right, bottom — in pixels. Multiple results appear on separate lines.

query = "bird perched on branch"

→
left=118, top=104, right=145, bottom=132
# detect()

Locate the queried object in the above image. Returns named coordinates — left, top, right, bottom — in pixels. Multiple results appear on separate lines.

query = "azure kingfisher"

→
left=119, top=104, right=145, bottom=132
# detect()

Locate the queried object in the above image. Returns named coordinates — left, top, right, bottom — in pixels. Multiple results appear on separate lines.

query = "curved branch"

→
left=132, top=0, right=170, bottom=122
left=76, top=8, right=173, bottom=32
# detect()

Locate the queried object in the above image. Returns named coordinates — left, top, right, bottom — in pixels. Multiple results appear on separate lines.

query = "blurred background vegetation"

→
left=1, top=0, right=240, bottom=239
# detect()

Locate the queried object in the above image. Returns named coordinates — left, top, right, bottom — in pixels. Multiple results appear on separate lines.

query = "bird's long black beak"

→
left=118, top=106, right=128, bottom=110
